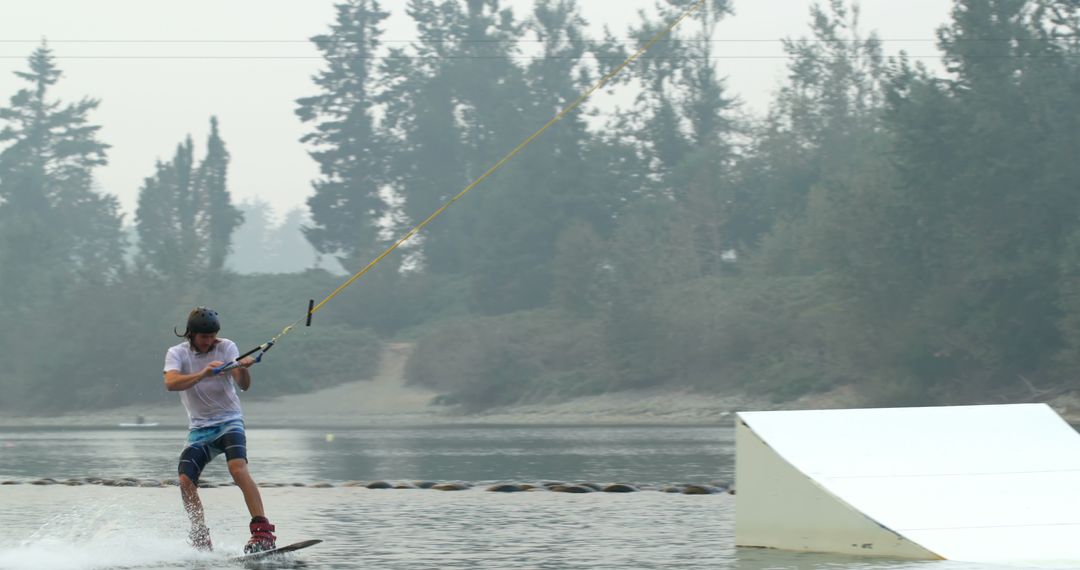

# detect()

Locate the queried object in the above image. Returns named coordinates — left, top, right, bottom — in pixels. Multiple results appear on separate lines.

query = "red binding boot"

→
left=244, top=516, right=277, bottom=554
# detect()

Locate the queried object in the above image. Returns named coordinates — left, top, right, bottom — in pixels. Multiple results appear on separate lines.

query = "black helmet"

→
left=184, top=307, right=220, bottom=335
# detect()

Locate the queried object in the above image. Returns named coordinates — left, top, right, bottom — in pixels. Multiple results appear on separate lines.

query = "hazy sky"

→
left=0, top=0, right=952, bottom=223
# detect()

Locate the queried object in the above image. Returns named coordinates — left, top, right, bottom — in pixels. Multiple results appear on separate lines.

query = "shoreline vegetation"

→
left=6, top=343, right=1079, bottom=428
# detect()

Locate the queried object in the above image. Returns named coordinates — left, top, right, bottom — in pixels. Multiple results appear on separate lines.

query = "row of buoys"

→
left=3, top=477, right=732, bottom=495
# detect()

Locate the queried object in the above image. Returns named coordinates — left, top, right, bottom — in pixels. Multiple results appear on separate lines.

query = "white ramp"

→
left=735, top=404, right=1080, bottom=563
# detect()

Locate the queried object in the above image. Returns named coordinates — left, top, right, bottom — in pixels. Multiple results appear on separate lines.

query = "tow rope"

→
left=215, top=0, right=707, bottom=375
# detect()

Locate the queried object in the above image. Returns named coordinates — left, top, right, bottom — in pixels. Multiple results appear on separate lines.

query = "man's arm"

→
left=232, top=357, right=256, bottom=391
left=164, top=361, right=223, bottom=392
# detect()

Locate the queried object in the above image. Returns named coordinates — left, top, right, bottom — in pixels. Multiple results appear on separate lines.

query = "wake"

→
left=0, top=501, right=229, bottom=570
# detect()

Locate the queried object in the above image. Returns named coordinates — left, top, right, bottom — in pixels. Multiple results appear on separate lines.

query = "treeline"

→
left=389, top=0, right=1080, bottom=409
left=2, top=0, right=1079, bottom=414
left=229, top=200, right=343, bottom=275
left=0, top=48, right=379, bottom=412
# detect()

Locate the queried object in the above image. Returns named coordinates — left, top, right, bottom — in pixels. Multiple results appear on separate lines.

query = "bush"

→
left=646, top=274, right=855, bottom=400
left=406, top=310, right=616, bottom=411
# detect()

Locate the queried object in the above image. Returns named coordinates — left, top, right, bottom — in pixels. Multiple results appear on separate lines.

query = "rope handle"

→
left=212, top=341, right=274, bottom=375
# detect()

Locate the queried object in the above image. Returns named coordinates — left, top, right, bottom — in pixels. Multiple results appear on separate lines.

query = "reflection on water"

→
left=0, top=425, right=734, bottom=484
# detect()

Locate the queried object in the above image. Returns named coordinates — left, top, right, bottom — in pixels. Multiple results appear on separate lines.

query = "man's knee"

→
left=227, top=458, right=249, bottom=478
left=179, top=474, right=198, bottom=492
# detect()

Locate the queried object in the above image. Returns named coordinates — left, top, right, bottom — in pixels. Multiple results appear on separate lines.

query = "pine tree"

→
left=377, top=0, right=526, bottom=280
left=0, top=43, right=127, bottom=409
left=296, top=0, right=391, bottom=271
left=467, top=0, right=612, bottom=313
left=0, top=43, right=124, bottom=303
left=135, top=138, right=196, bottom=278
left=135, top=120, right=242, bottom=279
left=197, top=116, right=242, bottom=273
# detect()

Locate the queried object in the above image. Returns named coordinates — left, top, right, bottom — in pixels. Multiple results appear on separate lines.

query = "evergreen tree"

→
left=296, top=0, right=391, bottom=271
left=135, top=138, right=197, bottom=278
left=0, top=44, right=124, bottom=304
left=197, top=116, right=242, bottom=273
left=0, top=43, right=127, bottom=408
left=378, top=0, right=527, bottom=283
left=135, top=120, right=242, bottom=279
left=468, top=0, right=617, bottom=313
left=733, top=0, right=885, bottom=249
left=611, top=1, right=735, bottom=187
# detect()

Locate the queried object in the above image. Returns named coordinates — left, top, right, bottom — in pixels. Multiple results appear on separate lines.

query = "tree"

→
left=732, top=0, right=885, bottom=251
left=0, top=44, right=124, bottom=305
left=611, top=0, right=736, bottom=188
left=551, top=220, right=609, bottom=318
left=135, top=138, right=196, bottom=279
left=135, top=118, right=242, bottom=279
left=467, top=0, right=617, bottom=313
left=276, top=207, right=333, bottom=273
left=601, top=1, right=741, bottom=277
left=878, top=0, right=1079, bottom=381
left=296, top=0, right=391, bottom=272
left=376, top=0, right=528, bottom=284
left=229, top=198, right=276, bottom=273
left=0, top=43, right=127, bottom=409
left=198, top=116, right=242, bottom=273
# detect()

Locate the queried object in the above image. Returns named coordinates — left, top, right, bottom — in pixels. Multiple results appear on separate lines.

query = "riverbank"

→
left=4, top=341, right=1078, bottom=428
left=6, top=385, right=1077, bottom=429
left=0, top=384, right=775, bottom=428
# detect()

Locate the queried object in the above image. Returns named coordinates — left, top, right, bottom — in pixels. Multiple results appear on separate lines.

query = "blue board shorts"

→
left=178, top=419, right=247, bottom=483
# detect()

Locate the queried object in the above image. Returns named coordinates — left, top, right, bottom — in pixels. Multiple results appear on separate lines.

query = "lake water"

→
left=0, top=425, right=1056, bottom=569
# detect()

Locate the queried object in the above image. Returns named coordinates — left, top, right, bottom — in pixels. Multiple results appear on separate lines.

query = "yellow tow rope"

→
left=268, top=0, right=706, bottom=346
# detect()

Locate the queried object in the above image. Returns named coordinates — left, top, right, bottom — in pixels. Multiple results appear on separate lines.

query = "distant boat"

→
left=119, top=416, right=159, bottom=428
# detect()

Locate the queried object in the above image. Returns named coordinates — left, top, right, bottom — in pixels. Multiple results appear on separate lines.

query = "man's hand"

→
left=165, top=362, right=225, bottom=392
left=239, top=356, right=256, bottom=368
left=202, top=361, right=225, bottom=379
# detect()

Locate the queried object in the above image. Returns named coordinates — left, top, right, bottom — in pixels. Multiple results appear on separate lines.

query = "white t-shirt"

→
left=164, top=339, right=243, bottom=429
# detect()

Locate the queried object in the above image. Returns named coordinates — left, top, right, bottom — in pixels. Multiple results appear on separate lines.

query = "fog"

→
left=2, top=0, right=1074, bottom=416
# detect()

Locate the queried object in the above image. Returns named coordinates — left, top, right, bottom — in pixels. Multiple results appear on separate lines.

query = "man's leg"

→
left=219, top=422, right=276, bottom=553
left=179, top=474, right=212, bottom=550
left=227, top=458, right=264, bottom=518
left=229, top=458, right=276, bottom=553
left=179, top=437, right=215, bottom=551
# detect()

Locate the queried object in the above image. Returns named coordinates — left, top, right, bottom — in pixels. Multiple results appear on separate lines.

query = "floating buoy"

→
left=487, top=483, right=525, bottom=493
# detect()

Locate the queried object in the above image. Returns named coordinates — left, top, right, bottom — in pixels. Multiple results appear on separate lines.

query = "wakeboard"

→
left=230, top=539, right=322, bottom=562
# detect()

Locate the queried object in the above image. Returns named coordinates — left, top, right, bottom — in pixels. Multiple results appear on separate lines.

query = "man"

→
left=164, top=307, right=277, bottom=553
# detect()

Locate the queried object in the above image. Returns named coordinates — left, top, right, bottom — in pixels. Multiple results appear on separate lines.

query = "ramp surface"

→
left=736, top=404, right=1080, bottom=563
